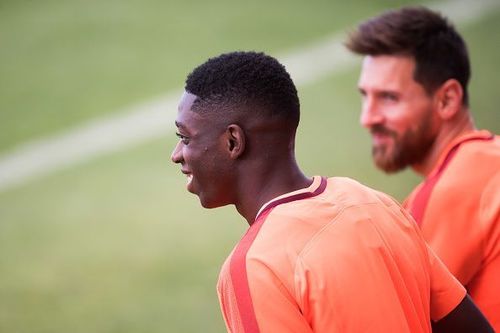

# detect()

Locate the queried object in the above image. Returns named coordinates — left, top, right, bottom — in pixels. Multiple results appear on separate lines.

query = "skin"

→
left=171, top=91, right=311, bottom=225
left=358, top=55, right=475, bottom=176
left=171, top=92, right=236, bottom=209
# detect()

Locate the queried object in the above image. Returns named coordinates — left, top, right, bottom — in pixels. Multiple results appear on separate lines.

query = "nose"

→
left=360, top=97, right=384, bottom=129
left=171, top=141, right=183, bottom=164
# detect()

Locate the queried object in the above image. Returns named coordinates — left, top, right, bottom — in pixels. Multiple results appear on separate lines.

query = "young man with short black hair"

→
left=171, top=51, right=492, bottom=332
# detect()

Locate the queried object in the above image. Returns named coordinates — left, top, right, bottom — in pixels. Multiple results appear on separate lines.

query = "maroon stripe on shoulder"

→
left=229, top=209, right=271, bottom=333
left=228, top=176, right=328, bottom=332
left=256, top=177, right=328, bottom=220
left=410, top=135, right=494, bottom=226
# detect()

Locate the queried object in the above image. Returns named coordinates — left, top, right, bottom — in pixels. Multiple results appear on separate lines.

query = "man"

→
left=171, top=51, right=492, bottom=332
left=346, top=6, right=500, bottom=330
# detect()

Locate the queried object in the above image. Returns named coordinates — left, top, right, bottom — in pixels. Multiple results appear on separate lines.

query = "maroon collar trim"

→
left=255, top=177, right=327, bottom=222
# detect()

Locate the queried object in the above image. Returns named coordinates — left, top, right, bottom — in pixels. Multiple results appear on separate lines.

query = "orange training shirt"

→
left=217, top=176, right=466, bottom=332
left=404, top=130, right=500, bottom=330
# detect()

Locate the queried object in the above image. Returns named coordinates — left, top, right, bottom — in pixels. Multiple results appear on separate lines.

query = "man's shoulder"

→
left=417, top=131, right=497, bottom=187
left=405, top=131, right=500, bottom=223
left=262, top=176, right=406, bottom=240
left=324, top=176, right=401, bottom=210
left=442, top=134, right=500, bottom=185
left=458, top=132, right=500, bottom=159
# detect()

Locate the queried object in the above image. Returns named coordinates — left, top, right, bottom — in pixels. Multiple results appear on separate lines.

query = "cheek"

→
left=181, top=147, right=204, bottom=171
left=408, top=107, right=434, bottom=133
left=385, top=107, right=415, bottom=133
left=187, top=147, right=221, bottom=173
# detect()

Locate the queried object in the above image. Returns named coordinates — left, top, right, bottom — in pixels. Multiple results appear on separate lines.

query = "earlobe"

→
left=437, top=79, right=463, bottom=120
left=226, top=124, right=246, bottom=159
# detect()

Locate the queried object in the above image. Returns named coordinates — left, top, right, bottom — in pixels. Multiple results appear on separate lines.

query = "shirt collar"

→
left=255, top=176, right=326, bottom=221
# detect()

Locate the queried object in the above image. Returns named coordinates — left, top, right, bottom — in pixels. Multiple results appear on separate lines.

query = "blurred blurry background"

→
left=1, top=0, right=499, bottom=332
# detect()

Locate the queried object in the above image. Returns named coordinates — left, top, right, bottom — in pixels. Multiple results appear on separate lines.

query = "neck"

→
left=412, top=109, right=475, bottom=176
left=234, top=155, right=312, bottom=225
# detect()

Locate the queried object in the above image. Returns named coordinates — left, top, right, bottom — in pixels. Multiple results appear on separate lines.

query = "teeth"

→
left=187, top=174, right=193, bottom=184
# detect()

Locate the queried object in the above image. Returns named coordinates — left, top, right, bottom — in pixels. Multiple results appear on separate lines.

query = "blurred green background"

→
left=1, top=0, right=499, bottom=332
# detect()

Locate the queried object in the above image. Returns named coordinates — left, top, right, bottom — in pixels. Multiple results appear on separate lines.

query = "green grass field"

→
left=1, top=1, right=499, bottom=332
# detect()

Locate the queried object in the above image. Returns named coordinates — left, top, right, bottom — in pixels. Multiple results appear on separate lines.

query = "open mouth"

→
left=371, top=131, right=394, bottom=147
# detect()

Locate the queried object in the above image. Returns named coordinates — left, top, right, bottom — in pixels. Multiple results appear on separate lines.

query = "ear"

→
left=435, top=79, right=464, bottom=120
left=225, top=124, right=246, bottom=159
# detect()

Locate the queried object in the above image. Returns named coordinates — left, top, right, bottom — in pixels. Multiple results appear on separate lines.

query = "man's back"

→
left=217, top=176, right=465, bottom=332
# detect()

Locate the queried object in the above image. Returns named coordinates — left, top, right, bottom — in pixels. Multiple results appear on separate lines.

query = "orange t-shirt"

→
left=217, top=176, right=465, bottom=332
left=405, top=130, right=500, bottom=330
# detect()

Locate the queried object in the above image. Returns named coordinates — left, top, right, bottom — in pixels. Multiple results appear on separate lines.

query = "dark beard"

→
left=371, top=119, right=435, bottom=173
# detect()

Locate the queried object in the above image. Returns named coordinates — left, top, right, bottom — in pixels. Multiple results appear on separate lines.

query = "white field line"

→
left=0, top=0, right=498, bottom=193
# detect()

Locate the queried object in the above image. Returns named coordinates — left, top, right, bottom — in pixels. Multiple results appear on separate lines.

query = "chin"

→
left=373, top=156, right=407, bottom=174
left=198, top=197, right=231, bottom=209
left=200, top=202, right=218, bottom=209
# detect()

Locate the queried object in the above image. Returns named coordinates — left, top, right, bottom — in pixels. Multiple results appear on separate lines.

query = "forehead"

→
left=175, top=91, right=202, bottom=130
left=358, top=55, right=417, bottom=89
left=177, top=91, right=198, bottom=115
left=175, top=91, right=226, bottom=135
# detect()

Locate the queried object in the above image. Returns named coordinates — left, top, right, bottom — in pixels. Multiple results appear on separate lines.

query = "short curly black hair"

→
left=185, top=51, right=300, bottom=126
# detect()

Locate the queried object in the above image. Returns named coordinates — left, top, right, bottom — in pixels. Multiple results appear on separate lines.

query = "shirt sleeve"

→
left=427, top=244, right=467, bottom=321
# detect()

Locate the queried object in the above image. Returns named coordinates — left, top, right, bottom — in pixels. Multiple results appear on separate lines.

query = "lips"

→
left=371, top=132, right=391, bottom=146
left=370, top=126, right=396, bottom=146
left=181, top=170, right=194, bottom=191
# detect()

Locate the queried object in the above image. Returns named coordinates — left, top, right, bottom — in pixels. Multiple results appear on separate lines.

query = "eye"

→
left=176, top=132, right=190, bottom=145
left=359, top=92, right=367, bottom=103
left=380, top=92, right=398, bottom=102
